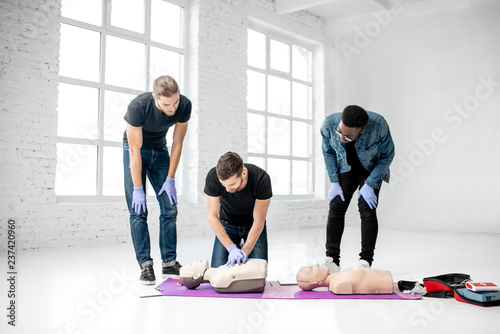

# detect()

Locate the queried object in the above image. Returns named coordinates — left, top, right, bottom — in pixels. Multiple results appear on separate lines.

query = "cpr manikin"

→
left=296, top=264, right=394, bottom=294
left=179, top=259, right=267, bottom=293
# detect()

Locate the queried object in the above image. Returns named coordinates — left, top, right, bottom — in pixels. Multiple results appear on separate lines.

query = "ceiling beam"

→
left=275, top=0, right=341, bottom=15
left=372, top=0, right=394, bottom=9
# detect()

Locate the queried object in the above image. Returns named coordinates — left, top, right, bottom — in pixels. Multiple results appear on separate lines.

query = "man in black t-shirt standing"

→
left=204, top=152, right=273, bottom=268
left=123, top=75, right=191, bottom=285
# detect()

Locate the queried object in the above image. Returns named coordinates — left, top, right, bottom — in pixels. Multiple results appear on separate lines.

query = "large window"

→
left=247, top=29, right=314, bottom=197
left=56, top=0, right=185, bottom=200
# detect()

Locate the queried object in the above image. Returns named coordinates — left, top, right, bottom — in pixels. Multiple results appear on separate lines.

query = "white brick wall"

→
left=1, top=0, right=64, bottom=251
left=0, top=0, right=330, bottom=252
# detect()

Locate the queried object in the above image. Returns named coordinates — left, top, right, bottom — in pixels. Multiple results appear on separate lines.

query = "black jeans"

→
left=325, top=171, right=380, bottom=266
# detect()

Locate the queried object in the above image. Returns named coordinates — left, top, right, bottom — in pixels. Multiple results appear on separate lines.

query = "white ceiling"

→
left=275, top=0, right=496, bottom=23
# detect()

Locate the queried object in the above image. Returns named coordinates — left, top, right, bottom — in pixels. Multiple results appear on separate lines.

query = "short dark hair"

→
left=341, top=105, right=369, bottom=128
left=216, top=152, right=244, bottom=181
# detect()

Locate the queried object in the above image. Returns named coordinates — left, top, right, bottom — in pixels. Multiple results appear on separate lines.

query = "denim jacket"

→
left=320, top=111, right=395, bottom=189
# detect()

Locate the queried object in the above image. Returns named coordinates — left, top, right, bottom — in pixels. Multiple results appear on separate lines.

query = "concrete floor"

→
left=2, top=225, right=499, bottom=334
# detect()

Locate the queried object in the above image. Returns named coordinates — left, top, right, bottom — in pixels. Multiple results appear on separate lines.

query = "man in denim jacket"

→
left=320, top=105, right=395, bottom=273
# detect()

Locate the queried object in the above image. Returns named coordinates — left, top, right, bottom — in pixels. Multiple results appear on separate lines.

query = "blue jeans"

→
left=211, top=220, right=268, bottom=268
left=123, top=143, right=178, bottom=266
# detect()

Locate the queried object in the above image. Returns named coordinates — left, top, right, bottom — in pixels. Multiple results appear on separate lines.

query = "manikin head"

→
left=296, top=264, right=330, bottom=290
left=337, top=105, right=369, bottom=143
left=152, top=75, right=180, bottom=116
left=179, top=260, right=209, bottom=289
left=216, top=152, right=248, bottom=193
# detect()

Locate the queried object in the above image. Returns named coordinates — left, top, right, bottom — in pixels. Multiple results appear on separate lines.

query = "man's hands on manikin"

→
left=328, top=182, right=345, bottom=204
left=158, top=176, right=178, bottom=205
left=132, top=186, right=147, bottom=215
left=359, top=184, right=377, bottom=209
left=226, top=244, right=248, bottom=266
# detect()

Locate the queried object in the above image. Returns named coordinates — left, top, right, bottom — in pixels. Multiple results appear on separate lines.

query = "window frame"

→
left=57, top=0, right=187, bottom=203
left=247, top=27, right=315, bottom=200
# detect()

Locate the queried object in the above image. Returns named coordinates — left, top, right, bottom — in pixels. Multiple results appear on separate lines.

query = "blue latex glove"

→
left=358, top=184, right=377, bottom=209
left=132, top=186, right=147, bottom=215
left=328, top=182, right=345, bottom=204
left=226, top=244, right=248, bottom=266
left=158, top=176, right=178, bottom=205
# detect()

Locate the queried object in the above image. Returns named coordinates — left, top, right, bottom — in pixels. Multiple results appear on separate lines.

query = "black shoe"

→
left=140, top=263, right=156, bottom=285
left=162, top=261, right=182, bottom=278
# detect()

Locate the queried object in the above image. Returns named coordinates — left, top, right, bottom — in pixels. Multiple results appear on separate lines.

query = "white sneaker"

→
left=357, top=259, right=371, bottom=269
left=323, top=257, right=341, bottom=273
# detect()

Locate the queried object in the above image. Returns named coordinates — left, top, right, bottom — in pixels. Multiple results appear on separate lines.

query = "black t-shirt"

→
left=345, top=141, right=369, bottom=175
left=204, top=164, right=273, bottom=226
left=123, top=92, right=192, bottom=149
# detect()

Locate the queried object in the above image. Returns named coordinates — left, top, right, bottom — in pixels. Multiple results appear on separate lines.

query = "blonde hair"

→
left=153, top=75, right=180, bottom=98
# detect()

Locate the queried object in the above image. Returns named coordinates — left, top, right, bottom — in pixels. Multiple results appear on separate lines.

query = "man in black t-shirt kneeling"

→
left=204, top=152, right=273, bottom=268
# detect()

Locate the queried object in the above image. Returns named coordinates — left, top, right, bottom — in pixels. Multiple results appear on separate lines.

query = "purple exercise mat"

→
left=155, top=278, right=422, bottom=300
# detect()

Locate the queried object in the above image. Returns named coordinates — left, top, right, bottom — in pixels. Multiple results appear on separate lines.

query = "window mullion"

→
left=145, top=0, right=152, bottom=89
left=95, top=2, right=109, bottom=197
left=97, top=141, right=104, bottom=196
left=105, top=0, right=112, bottom=31
left=97, top=88, right=106, bottom=196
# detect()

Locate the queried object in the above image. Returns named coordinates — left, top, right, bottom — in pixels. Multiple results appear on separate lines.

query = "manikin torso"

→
left=296, top=264, right=394, bottom=294
left=179, top=259, right=268, bottom=293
